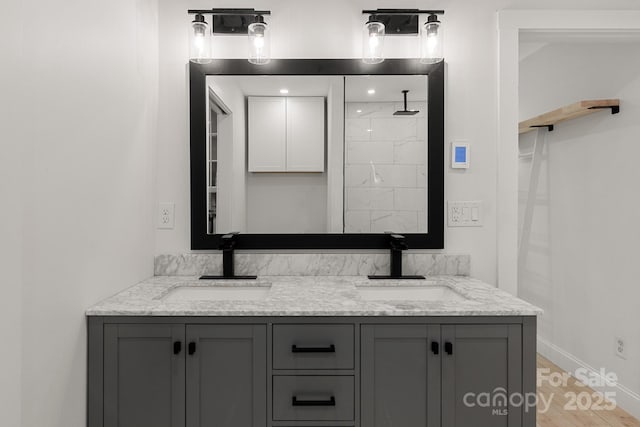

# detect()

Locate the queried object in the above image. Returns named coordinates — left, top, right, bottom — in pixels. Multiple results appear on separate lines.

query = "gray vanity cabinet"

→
left=361, top=324, right=525, bottom=427
left=90, top=317, right=535, bottom=427
left=361, top=324, right=441, bottom=427
left=185, top=325, right=266, bottom=427
left=441, top=325, right=523, bottom=427
left=98, top=323, right=266, bottom=427
left=103, top=324, right=185, bottom=427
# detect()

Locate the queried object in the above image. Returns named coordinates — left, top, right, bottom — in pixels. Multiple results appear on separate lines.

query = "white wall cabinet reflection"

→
left=248, top=96, right=325, bottom=172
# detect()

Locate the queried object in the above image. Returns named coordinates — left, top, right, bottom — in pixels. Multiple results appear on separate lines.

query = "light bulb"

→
left=194, top=34, right=204, bottom=48
left=369, top=34, right=380, bottom=49
left=253, top=35, right=265, bottom=49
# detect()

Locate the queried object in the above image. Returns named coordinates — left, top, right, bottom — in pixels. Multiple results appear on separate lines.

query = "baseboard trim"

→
left=537, top=336, right=640, bottom=420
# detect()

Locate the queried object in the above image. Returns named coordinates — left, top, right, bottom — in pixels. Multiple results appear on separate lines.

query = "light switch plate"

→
left=158, top=202, right=175, bottom=229
left=448, top=201, right=482, bottom=227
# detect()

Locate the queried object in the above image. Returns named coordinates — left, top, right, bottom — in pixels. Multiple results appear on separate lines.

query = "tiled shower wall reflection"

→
left=344, top=101, right=427, bottom=233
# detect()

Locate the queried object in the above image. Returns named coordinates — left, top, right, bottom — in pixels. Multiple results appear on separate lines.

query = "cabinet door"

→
left=186, top=325, right=267, bottom=427
left=441, top=325, right=523, bottom=427
left=248, top=97, right=287, bottom=172
left=361, top=325, right=441, bottom=427
left=103, top=324, right=185, bottom=427
left=286, top=97, right=325, bottom=172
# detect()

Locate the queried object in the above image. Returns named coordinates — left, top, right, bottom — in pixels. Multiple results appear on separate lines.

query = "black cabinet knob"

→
left=431, top=341, right=439, bottom=355
left=445, top=342, right=453, bottom=355
left=173, top=341, right=182, bottom=355
left=188, top=342, right=197, bottom=355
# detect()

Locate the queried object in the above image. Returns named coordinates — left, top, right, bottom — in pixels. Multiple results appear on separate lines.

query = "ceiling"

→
left=208, top=75, right=337, bottom=97
left=206, top=74, right=428, bottom=103
left=520, top=30, right=640, bottom=44
left=520, top=30, right=640, bottom=61
left=345, top=75, right=427, bottom=103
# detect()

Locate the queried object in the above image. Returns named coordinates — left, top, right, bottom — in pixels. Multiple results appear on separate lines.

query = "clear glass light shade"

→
left=420, top=19, right=444, bottom=64
left=189, top=17, right=212, bottom=64
left=362, top=21, right=385, bottom=64
left=248, top=22, right=271, bottom=65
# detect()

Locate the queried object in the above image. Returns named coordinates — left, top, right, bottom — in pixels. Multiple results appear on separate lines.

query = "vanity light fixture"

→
left=361, top=9, right=445, bottom=64
left=363, top=15, right=385, bottom=64
left=279, top=88, right=289, bottom=94
left=420, top=14, right=443, bottom=64
left=189, top=14, right=212, bottom=64
left=248, top=15, right=270, bottom=65
left=367, top=89, right=376, bottom=94
left=188, top=8, right=272, bottom=65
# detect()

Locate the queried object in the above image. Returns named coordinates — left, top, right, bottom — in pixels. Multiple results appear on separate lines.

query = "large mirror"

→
left=189, top=60, right=443, bottom=249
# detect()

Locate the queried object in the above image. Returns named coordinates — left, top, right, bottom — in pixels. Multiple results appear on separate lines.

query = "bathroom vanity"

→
left=87, top=275, right=541, bottom=427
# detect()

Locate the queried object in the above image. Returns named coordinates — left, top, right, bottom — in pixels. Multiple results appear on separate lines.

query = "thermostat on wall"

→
left=451, top=141, right=470, bottom=169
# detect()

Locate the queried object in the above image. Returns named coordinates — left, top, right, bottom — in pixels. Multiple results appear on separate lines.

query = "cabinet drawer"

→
left=273, top=324, right=354, bottom=370
left=272, top=375, right=354, bottom=421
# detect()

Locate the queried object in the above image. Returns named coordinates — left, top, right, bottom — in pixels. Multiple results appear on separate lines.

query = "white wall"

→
left=247, top=173, right=328, bottom=233
left=519, top=41, right=640, bottom=417
left=0, top=1, right=24, bottom=425
left=1, top=1, right=160, bottom=426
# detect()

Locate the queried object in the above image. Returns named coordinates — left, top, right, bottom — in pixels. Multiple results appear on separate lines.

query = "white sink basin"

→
left=357, top=285, right=468, bottom=302
left=163, top=286, right=271, bottom=302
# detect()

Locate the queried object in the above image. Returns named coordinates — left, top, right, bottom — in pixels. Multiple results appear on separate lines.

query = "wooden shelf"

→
left=519, top=99, right=620, bottom=134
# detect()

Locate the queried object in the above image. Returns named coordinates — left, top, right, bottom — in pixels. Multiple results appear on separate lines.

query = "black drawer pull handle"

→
left=173, top=341, right=182, bottom=355
left=292, top=396, right=336, bottom=406
left=431, top=341, right=439, bottom=355
left=188, top=342, right=196, bottom=355
left=445, top=342, right=453, bottom=355
left=291, top=344, right=336, bottom=353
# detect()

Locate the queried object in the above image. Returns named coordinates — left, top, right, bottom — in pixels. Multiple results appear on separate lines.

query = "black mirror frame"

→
left=189, top=59, right=444, bottom=250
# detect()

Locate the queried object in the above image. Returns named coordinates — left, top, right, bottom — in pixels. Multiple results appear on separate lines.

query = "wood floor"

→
left=537, top=355, right=640, bottom=427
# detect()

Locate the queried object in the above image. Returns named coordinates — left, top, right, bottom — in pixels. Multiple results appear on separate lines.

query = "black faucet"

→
left=200, top=232, right=257, bottom=280
left=368, top=233, right=425, bottom=280
left=220, top=232, right=238, bottom=277
left=389, top=234, right=408, bottom=277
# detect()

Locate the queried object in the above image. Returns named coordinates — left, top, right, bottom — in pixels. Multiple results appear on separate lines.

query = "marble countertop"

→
left=86, top=275, right=542, bottom=317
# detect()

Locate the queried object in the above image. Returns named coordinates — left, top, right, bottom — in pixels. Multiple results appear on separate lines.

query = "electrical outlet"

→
left=615, top=336, right=627, bottom=360
left=448, top=201, right=483, bottom=227
left=158, top=203, right=175, bottom=229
